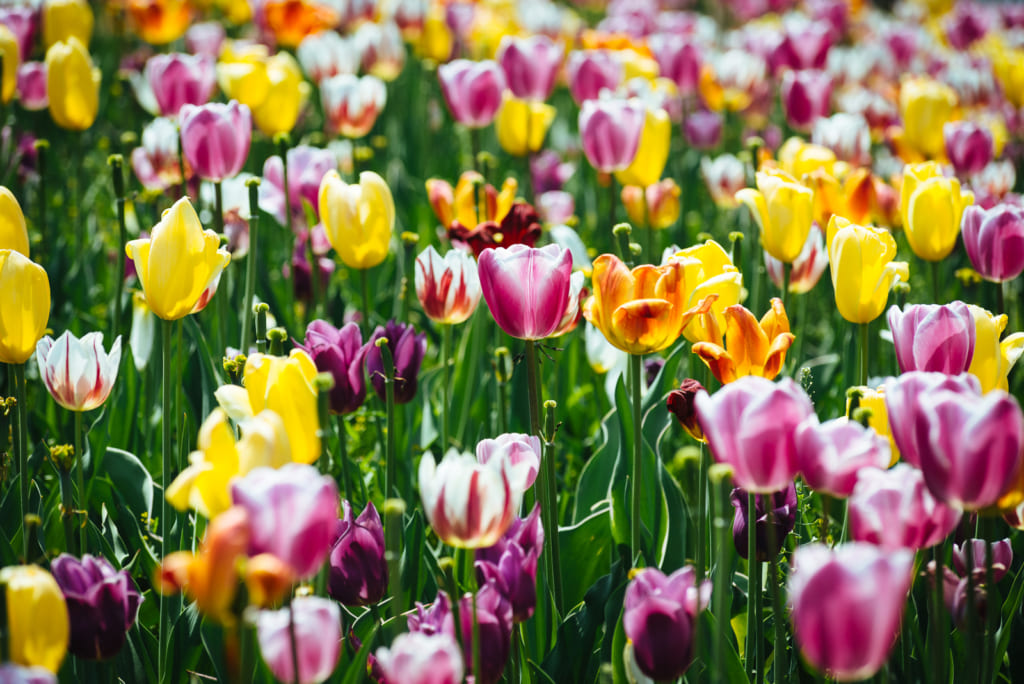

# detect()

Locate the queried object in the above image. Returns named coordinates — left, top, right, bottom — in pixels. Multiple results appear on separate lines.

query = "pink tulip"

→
left=179, top=100, right=252, bottom=182
left=478, top=244, right=573, bottom=340
left=320, top=74, right=388, bottom=139
left=414, top=245, right=482, bottom=325
left=131, top=117, right=187, bottom=193
left=781, top=69, right=832, bottom=131
left=788, top=542, right=914, bottom=682
left=551, top=270, right=586, bottom=337
left=811, top=112, right=871, bottom=166
left=35, top=332, right=122, bottom=412
left=684, top=110, right=722, bottom=150
left=884, top=371, right=981, bottom=468
left=256, top=597, right=341, bottom=684
left=795, top=417, right=890, bottom=498
left=0, top=7, right=36, bottom=61
left=17, top=62, right=48, bottom=111
left=765, top=225, right=829, bottom=294
left=185, top=22, right=225, bottom=58
left=566, top=50, right=623, bottom=105
left=953, top=538, right=1013, bottom=582
left=648, top=34, right=702, bottom=95
left=260, top=145, right=338, bottom=231
left=887, top=302, right=976, bottom=375
left=695, top=377, right=815, bottom=493
left=230, top=464, right=339, bottom=579
left=437, top=59, right=506, bottom=128
left=376, top=632, right=464, bottom=684
left=771, top=21, right=833, bottom=72
left=496, top=34, right=563, bottom=101
left=961, top=204, right=1024, bottom=283
left=944, top=121, right=993, bottom=177
left=578, top=98, right=645, bottom=173
left=145, top=53, right=217, bottom=118
left=475, top=433, right=542, bottom=496
left=848, top=464, right=962, bottom=550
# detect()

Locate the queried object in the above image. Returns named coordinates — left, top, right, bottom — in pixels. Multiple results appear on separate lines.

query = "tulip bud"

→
left=566, top=50, right=622, bottom=105
left=965, top=304, right=1024, bottom=393
left=944, top=122, right=993, bottom=177
left=179, top=101, right=252, bottom=182
left=494, top=95, right=556, bottom=158
left=826, top=216, right=909, bottom=324
left=414, top=246, right=482, bottom=325
left=320, top=74, right=387, bottom=139
left=899, top=77, right=957, bottom=159
left=256, top=597, right=342, bottom=684
left=667, top=379, right=706, bottom=442
left=145, top=53, right=217, bottom=118
left=496, top=34, right=562, bottom=101
left=887, top=302, right=976, bottom=374
left=376, top=632, right=464, bottom=684
left=899, top=162, right=974, bottom=262
left=578, top=98, right=645, bottom=174
left=479, top=244, right=573, bottom=341
left=437, top=59, right=505, bottom=128
left=0, top=250, right=50, bottom=365
left=365, top=321, right=426, bottom=404
left=961, top=204, right=1024, bottom=283
left=0, top=186, right=29, bottom=256
left=319, top=170, right=395, bottom=270
left=781, top=69, right=832, bottom=131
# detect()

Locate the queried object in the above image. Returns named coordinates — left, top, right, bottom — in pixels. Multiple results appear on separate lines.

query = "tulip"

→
left=185, top=21, right=225, bottom=58
left=530, top=151, right=574, bottom=195
left=262, top=0, right=338, bottom=48
left=319, top=170, right=394, bottom=270
left=667, top=379, right=706, bottom=442
left=437, top=59, right=505, bottom=128
left=884, top=371, right=981, bottom=469
left=494, top=94, right=556, bottom=157
left=288, top=233, right=335, bottom=305
left=0, top=664, right=56, bottom=683
left=415, top=246, right=481, bottom=325
left=764, top=224, right=829, bottom=294
left=795, top=418, right=890, bottom=498
left=50, top=554, right=142, bottom=661
left=297, top=30, right=358, bottom=85
left=826, top=216, right=909, bottom=324
left=788, top=543, right=914, bottom=682
left=737, top=169, right=815, bottom=264
left=773, top=20, right=833, bottom=70
left=899, top=162, right=974, bottom=262
left=621, top=180, right=681, bottom=230
left=125, top=197, right=230, bottom=321
left=258, top=53, right=310, bottom=137
left=365, top=320, right=426, bottom=404
left=449, top=201, right=541, bottom=259
left=887, top=301, right=975, bottom=374
left=0, top=7, right=36, bottom=62
left=695, top=376, right=815, bottom=493
left=731, top=484, right=798, bottom=561
left=179, top=101, right=252, bottom=183
left=966, top=304, right=1024, bottom=393
left=0, top=26, right=18, bottom=105
left=781, top=69, right=832, bottom=131
left=812, top=113, right=871, bottom=166
left=648, top=34, right=701, bottom=95
left=614, top=105, right=671, bottom=188
left=551, top=271, right=587, bottom=337
left=566, top=50, right=622, bottom=105
left=256, top=597, right=341, bottom=684
left=376, top=632, right=465, bottom=684
left=427, top=172, right=517, bottom=231
left=127, top=0, right=190, bottom=45
left=622, top=566, right=710, bottom=681
left=701, top=154, right=747, bottom=209
left=478, top=244, right=572, bottom=341
left=320, top=73, right=388, bottom=139
left=953, top=538, right=1013, bottom=583
left=692, top=298, right=795, bottom=384
left=578, top=98, right=645, bottom=174
left=41, top=0, right=92, bottom=49
left=496, top=34, right=562, bottom=101
left=131, top=117, right=187, bottom=192
left=961, top=204, right=1024, bottom=283
left=684, top=110, right=723, bottom=150
left=35, top=332, right=121, bottom=412
left=0, top=250, right=50, bottom=365
left=17, top=61, right=47, bottom=111
left=296, top=320, right=368, bottom=415
left=475, top=433, right=541, bottom=498
left=475, top=504, right=544, bottom=623
left=45, top=38, right=100, bottom=131
left=260, top=145, right=338, bottom=231
left=353, top=21, right=406, bottom=82
left=1, top=565, right=69, bottom=673
left=419, top=448, right=517, bottom=548
left=698, top=50, right=767, bottom=113
left=328, top=501, right=387, bottom=607
left=944, top=122, right=993, bottom=177
left=0, top=187, right=29, bottom=256
left=899, top=77, right=957, bottom=160
left=145, top=53, right=216, bottom=118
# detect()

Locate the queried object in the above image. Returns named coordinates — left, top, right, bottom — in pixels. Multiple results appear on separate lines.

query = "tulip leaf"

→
left=340, top=621, right=379, bottom=684
left=994, top=559, right=1024, bottom=679
left=558, top=508, right=613, bottom=611
left=106, top=447, right=154, bottom=516
left=573, top=412, right=619, bottom=523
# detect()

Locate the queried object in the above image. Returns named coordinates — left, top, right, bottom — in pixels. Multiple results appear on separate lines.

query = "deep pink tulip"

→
left=376, top=632, right=464, bottom=684
left=953, top=537, right=1013, bottom=583
left=781, top=69, right=832, bottom=131
left=475, top=504, right=544, bottom=623
left=788, top=542, right=914, bottom=682
left=648, top=34, right=702, bottom=95
left=16, top=62, right=48, bottom=111
left=0, top=7, right=35, bottom=61
left=145, top=53, right=217, bottom=118
left=887, top=302, right=976, bottom=375
left=478, top=244, right=573, bottom=340
left=260, top=145, right=338, bottom=230
left=475, top=433, right=541, bottom=496
left=765, top=225, right=829, bottom=294
left=35, top=332, right=122, bottom=413
left=944, top=121, right=993, bottom=177
left=179, top=100, right=252, bottom=182
left=566, top=50, right=623, bottom=105
left=795, top=417, right=890, bottom=498
left=961, top=204, right=1024, bottom=283
left=496, top=34, right=562, bottom=101
left=884, top=371, right=982, bottom=468
left=185, top=22, right=225, bottom=58
left=946, top=3, right=991, bottom=50
left=771, top=21, right=832, bottom=72
left=695, top=377, right=815, bottom=493
left=230, top=464, right=339, bottom=579
left=578, top=98, right=645, bottom=173
left=848, top=464, right=962, bottom=551
left=684, top=109, right=722, bottom=150
left=256, top=597, right=341, bottom=684
left=437, top=59, right=505, bottom=129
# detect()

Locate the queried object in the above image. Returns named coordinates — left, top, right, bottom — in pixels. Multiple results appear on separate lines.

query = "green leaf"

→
left=340, top=622, right=379, bottom=684
left=105, top=447, right=154, bottom=516
left=558, top=508, right=613, bottom=611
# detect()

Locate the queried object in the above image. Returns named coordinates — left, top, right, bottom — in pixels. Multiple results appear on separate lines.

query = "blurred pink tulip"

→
left=184, top=22, right=225, bottom=58
left=0, top=7, right=36, bottom=61
left=376, top=632, right=464, bottom=684
left=260, top=145, right=338, bottom=230
left=765, top=225, right=829, bottom=294
left=648, top=34, right=702, bottom=95
left=478, top=243, right=573, bottom=340
left=961, top=204, right=1024, bottom=283
left=131, top=117, right=187, bottom=193
left=849, top=464, right=961, bottom=550
left=17, top=62, right=48, bottom=111
left=771, top=21, right=832, bottom=72
left=145, top=53, right=217, bottom=118
left=795, top=417, right=890, bottom=498
left=256, top=596, right=341, bottom=684
left=566, top=50, right=622, bottom=105
left=887, top=302, right=976, bottom=375
left=320, top=73, right=387, bottom=139
left=684, top=110, right=722, bottom=150
left=437, top=59, right=505, bottom=128
left=578, top=98, right=645, bottom=173
left=944, top=122, right=993, bottom=177
left=497, top=34, right=562, bottom=101
left=701, top=154, right=747, bottom=209
left=475, top=433, right=542, bottom=496
left=781, top=69, right=832, bottom=131
left=297, top=30, right=358, bottom=85
left=35, top=331, right=122, bottom=412
left=811, top=113, right=871, bottom=166
left=414, top=245, right=482, bottom=325
left=953, top=538, right=1013, bottom=582
left=884, top=371, right=981, bottom=468
left=179, top=100, right=251, bottom=182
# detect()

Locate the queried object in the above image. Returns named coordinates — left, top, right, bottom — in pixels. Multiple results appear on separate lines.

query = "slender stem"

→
left=609, top=179, right=617, bottom=234
left=931, top=261, right=940, bottom=304
left=781, top=263, right=791, bottom=323
left=858, top=322, right=869, bottom=387
left=335, top=418, right=353, bottom=506
left=542, top=401, right=564, bottom=616
left=997, top=281, right=1006, bottom=320
left=57, top=460, right=76, bottom=555
left=384, top=501, right=404, bottom=626
left=765, top=509, right=787, bottom=682
left=747, top=491, right=760, bottom=684
left=361, top=268, right=373, bottom=336
left=306, top=229, right=321, bottom=320
left=75, top=411, right=86, bottom=553
left=983, top=518, right=997, bottom=684
left=629, top=353, right=643, bottom=565
left=13, top=363, right=27, bottom=560
left=966, top=536, right=978, bottom=682
left=441, top=325, right=453, bottom=451
left=110, top=156, right=127, bottom=340
left=469, top=127, right=481, bottom=175
left=35, top=140, right=48, bottom=256
left=713, top=474, right=733, bottom=684
left=241, top=182, right=260, bottom=353
left=288, top=599, right=301, bottom=684
left=512, top=625, right=523, bottom=684
left=931, top=543, right=946, bottom=684
left=472, top=592, right=482, bottom=684
left=380, top=343, right=398, bottom=501
left=159, top=318, right=173, bottom=682
left=213, top=181, right=228, bottom=354
left=697, top=444, right=708, bottom=582
left=177, top=127, right=188, bottom=200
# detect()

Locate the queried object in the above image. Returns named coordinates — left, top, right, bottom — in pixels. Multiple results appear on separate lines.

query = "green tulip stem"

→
left=109, top=154, right=127, bottom=340
left=158, top=317, right=173, bottom=682
left=765, top=508, right=787, bottom=682
left=983, top=517, right=997, bottom=684
left=57, top=453, right=76, bottom=555
left=997, top=281, right=1006, bottom=321
left=12, top=362, right=27, bottom=560
left=176, top=127, right=188, bottom=200
left=241, top=179, right=261, bottom=354
left=441, top=324, right=453, bottom=452
left=931, top=260, right=941, bottom=304
left=931, top=543, right=946, bottom=684
left=383, top=499, right=405, bottom=627
left=711, top=467, right=734, bottom=684
left=629, top=352, right=643, bottom=566
left=335, top=417, right=354, bottom=507
left=781, top=262, right=791, bottom=322
left=213, top=181, right=228, bottom=354
left=965, top=535, right=978, bottom=682
left=360, top=268, right=373, bottom=337
left=75, top=410, right=87, bottom=553
left=34, top=140, right=49, bottom=256
left=747, top=491, right=760, bottom=684
left=378, top=339, right=398, bottom=502
left=288, top=597, right=301, bottom=684
left=542, top=400, right=564, bottom=617
left=858, top=322, right=869, bottom=388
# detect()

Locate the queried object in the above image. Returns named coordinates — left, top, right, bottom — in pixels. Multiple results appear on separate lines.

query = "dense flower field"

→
left=1, top=0, right=1024, bottom=681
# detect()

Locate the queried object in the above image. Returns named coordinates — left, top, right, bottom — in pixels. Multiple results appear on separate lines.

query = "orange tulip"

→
left=127, top=0, right=190, bottom=45
left=691, top=298, right=795, bottom=384
left=263, top=0, right=339, bottom=48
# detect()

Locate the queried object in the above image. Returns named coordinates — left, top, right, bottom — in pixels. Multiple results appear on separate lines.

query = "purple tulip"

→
left=260, top=145, right=338, bottom=231
left=256, top=596, right=341, bottom=684
left=566, top=50, right=623, bottom=105
left=530, top=150, right=574, bottom=195
left=648, top=34, right=702, bottom=95
left=788, top=542, right=914, bottom=682
left=578, top=98, right=646, bottom=173
left=478, top=244, right=573, bottom=341
left=961, top=204, right=1024, bottom=283
left=365, top=320, right=427, bottom=404
left=328, top=501, right=387, bottom=607
left=781, top=69, right=832, bottom=132
left=496, top=34, right=562, bottom=101
left=437, top=59, right=505, bottom=128
left=731, top=483, right=797, bottom=561
left=887, top=302, right=976, bottom=375
left=297, top=320, right=367, bottom=415
left=695, top=377, right=815, bottom=493
left=145, top=53, right=217, bottom=118
left=848, top=463, right=962, bottom=550
left=179, top=100, right=252, bottom=182
left=795, top=418, right=890, bottom=498
left=946, top=4, right=991, bottom=50
left=0, top=664, right=56, bottom=684
left=953, top=538, right=1013, bottom=582
left=475, top=504, right=544, bottom=623
left=884, top=371, right=982, bottom=468
left=50, top=554, right=143, bottom=661
left=376, top=632, right=464, bottom=684
left=230, top=464, right=340, bottom=579
left=944, top=121, right=993, bottom=177
left=622, top=566, right=710, bottom=682
left=288, top=233, right=336, bottom=306
left=684, top=109, right=723, bottom=150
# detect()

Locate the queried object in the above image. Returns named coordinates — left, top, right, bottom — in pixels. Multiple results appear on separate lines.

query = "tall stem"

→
left=13, top=363, right=27, bottom=560
left=288, top=599, right=301, bottom=684
left=781, top=263, right=791, bottom=323
left=361, top=268, right=373, bottom=336
left=765, top=509, right=787, bottom=682
left=931, top=260, right=940, bottom=304
left=158, top=318, right=173, bottom=682
left=74, top=411, right=86, bottom=553
left=379, top=341, right=398, bottom=501
left=931, top=543, right=946, bottom=684
left=441, top=325, right=453, bottom=451
left=965, top=537, right=978, bottom=682
left=747, top=491, right=760, bottom=684
left=712, top=471, right=733, bottom=684
left=983, top=518, right=997, bottom=684
left=335, top=418, right=353, bottom=506
left=629, top=353, right=643, bottom=565
left=858, top=322, right=869, bottom=387
left=241, top=179, right=260, bottom=353
left=110, top=155, right=127, bottom=340
left=542, top=400, right=564, bottom=616
left=57, top=458, right=76, bottom=555
left=213, top=181, right=228, bottom=354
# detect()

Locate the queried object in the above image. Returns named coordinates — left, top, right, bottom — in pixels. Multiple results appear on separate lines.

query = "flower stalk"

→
left=109, top=154, right=127, bottom=340
left=241, top=178, right=261, bottom=353
left=630, top=352, right=643, bottom=566
left=74, top=411, right=86, bottom=553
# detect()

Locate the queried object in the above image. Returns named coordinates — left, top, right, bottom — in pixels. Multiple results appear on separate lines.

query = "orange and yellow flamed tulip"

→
left=614, top=106, right=671, bottom=188
left=45, top=37, right=100, bottom=131
left=127, top=0, right=190, bottom=45
left=0, top=187, right=29, bottom=256
left=826, top=216, right=909, bottom=324
left=966, top=305, right=1024, bottom=394
left=671, top=240, right=743, bottom=345
left=898, top=77, right=957, bottom=160
left=736, top=168, right=815, bottom=264
left=0, top=250, right=49, bottom=365
left=495, top=94, right=556, bottom=157
left=320, top=170, right=395, bottom=270
left=426, top=172, right=518, bottom=229
left=263, top=0, right=339, bottom=48
left=899, top=162, right=974, bottom=262
left=41, top=0, right=93, bottom=49
left=691, top=298, right=795, bottom=384
left=1, top=565, right=69, bottom=673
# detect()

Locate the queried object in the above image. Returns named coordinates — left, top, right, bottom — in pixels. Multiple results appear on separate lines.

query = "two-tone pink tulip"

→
left=376, top=632, right=464, bottom=684
left=256, top=597, right=341, bottom=684
left=566, top=50, right=622, bottom=105
left=887, top=302, right=976, bottom=374
left=961, top=204, right=1024, bottom=283
left=414, top=246, right=481, bottom=325
left=144, top=53, right=216, bottom=118
left=478, top=244, right=574, bottom=340
left=884, top=371, right=981, bottom=468
left=437, top=59, right=505, bottom=128
left=496, top=34, right=562, bottom=102
left=475, top=433, right=541, bottom=497
left=578, top=98, right=646, bottom=173
left=648, top=34, right=702, bottom=96
left=944, top=121, right=993, bottom=177
left=179, top=100, right=251, bottom=182
left=795, top=417, right=890, bottom=498
left=781, top=69, right=832, bottom=131
left=35, top=331, right=122, bottom=412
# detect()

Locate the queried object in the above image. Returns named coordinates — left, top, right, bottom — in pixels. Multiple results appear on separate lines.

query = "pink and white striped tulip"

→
left=566, top=50, right=623, bottom=105
left=376, top=632, right=464, bottom=684
left=144, top=53, right=217, bottom=118
left=414, top=246, right=481, bottom=325
left=887, top=302, right=976, bottom=375
left=961, top=204, right=1024, bottom=283
left=496, top=34, right=562, bottom=102
left=781, top=69, right=832, bottom=131
left=884, top=371, right=982, bottom=468
left=578, top=98, right=646, bottom=173
left=179, top=100, right=251, bottom=183
left=320, top=74, right=387, bottom=139
left=795, top=417, right=890, bottom=498
left=35, top=331, right=122, bottom=412
left=551, top=271, right=586, bottom=337
left=476, top=433, right=542, bottom=496
left=256, top=597, right=341, bottom=684
left=437, top=59, right=505, bottom=128
left=478, top=244, right=574, bottom=340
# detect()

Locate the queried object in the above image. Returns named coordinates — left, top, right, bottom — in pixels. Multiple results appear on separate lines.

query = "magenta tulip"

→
left=496, top=34, right=562, bottom=101
left=771, top=21, right=832, bottom=72
left=648, top=34, right=702, bottom=95
left=731, top=484, right=797, bottom=561
left=145, top=53, right=217, bottom=118
left=530, top=150, right=574, bottom=195
left=256, top=597, right=341, bottom=684
left=17, top=62, right=47, bottom=111
left=795, top=417, right=890, bottom=498
left=578, top=98, right=646, bottom=173
left=437, top=59, right=505, bottom=128
left=0, top=7, right=36, bottom=61
left=475, top=504, right=544, bottom=623
left=695, top=377, right=815, bottom=493
left=376, top=632, right=465, bottom=684
left=884, top=371, right=981, bottom=468
left=788, top=542, right=914, bottom=682
left=478, top=243, right=573, bottom=341
left=179, top=100, right=251, bottom=182
left=944, top=121, right=993, bottom=177
left=887, top=302, right=976, bottom=375
left=961, top=204, right=1024, bottom=283
left=566, top=50, right=623, bottom=105
left=953, top=538, right=1013, bottom=582
left=684, top=109, right=722, bottom=150
left=260, top=145, right=338, bottom=231
left=781, top=69, right=832, bottom=131
left=297, top=320, right=367, bottom=415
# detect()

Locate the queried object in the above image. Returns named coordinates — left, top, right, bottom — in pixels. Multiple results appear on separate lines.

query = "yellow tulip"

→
left=692, top=298, right=795, bottom=384
left=0, top=25, right=19, bottom=104
left=1, top=565, right=69, bottom=673
left=619, top=49, right=659, bottom=82
left=621, top=179, right=681, bottom=230
left=0, top=250, right=49, bottom=365
left=0, top=187, right=29, bottom=256
left=614, top=106, right=671, bottom=188
left=320, top=169, right=395, bottom=270
left=899, top=77, right=957, bottom=160
left=826, top=216, right=909, bottom=324
left=45, top=37, right=100, bottom=131
left=251, top=52, right=310, bottom=137
left=217, top=41, right=271, bottom=111
left=495, top=95, right=556, bottom=157
left=899, top=162, right=974, bottom=262
left=777, top=138, right=837, bottom=179
left=125, top=197, right=231, bottom=321
left=416, top=6, right=454, bottom=63
left=992, top=48, right=1024, bottom=108
left=966, top=305, right=1024, bottom=394
left=736, top=168, right=815, bottom=264
left=41, top=0, right=93, bottom=49
left=672, top=240, right=743, bottom=345
left=848, top=385, right=899, bottom=466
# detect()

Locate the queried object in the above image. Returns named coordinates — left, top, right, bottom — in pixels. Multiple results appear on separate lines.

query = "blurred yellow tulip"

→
left=0, top=250, right=49, bottom=365
left=899, top=77, right=957, bottom=160
left=0, top=26, right=19, bottom=104
left=45, top=37, right=100, bottom=131
left=320, top=170, right=395, bottom=270
left=614, top=106, right=671, bottom=188
left=0, top=187, right=29, bottom=256
left=826, top=216, right=909, bottom=324
left=252, top=53, right=310, bottom=136
left=736, top=168, right=815, bottom=264
left=41, top=0, right=93, bottom=49
left=622, top=179, right=681, bottom=231
left=899, top=162, right=974, bottom=262
left=1, top=565, right=69, bottom=673
left=966, top=305, right=1024, bottom=394
left=848, top=385, right=900, bottom=466
left=416, top=6, right=454, bottom=62
left=495, top=95, right=556, bottom=157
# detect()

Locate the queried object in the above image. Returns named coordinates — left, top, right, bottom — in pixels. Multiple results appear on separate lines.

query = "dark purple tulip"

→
left=961, top=204, right=1024, bottom=283
left=667, top=379, right=706, bottom=442
left=953, top=538, right=1013, bottom=583
left=945, top=122, right=993, bottom=177
left=684, top=109, right=722, bottom=150
left=365, top=320, right=427, bottom=404
left=887, top=302, right=976, bottom=375
left=50, top=554, right=143, bottom=661
left=288, top=232, right=335, bottom=305
left=884, top=371, right=981, bottom=468
left=328, top=501, right=388, bottom=607
left=731, top=484, right=797, bottom=561
left=475, top=504, right=544, bottom=623
left=297, top=319, right=367, bottom=415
